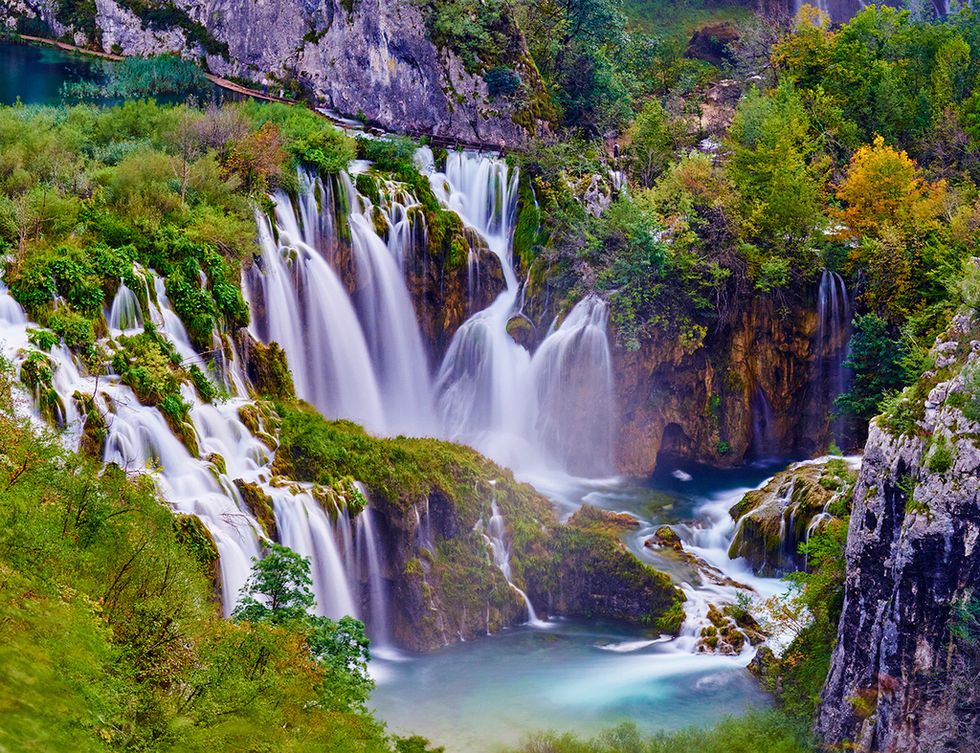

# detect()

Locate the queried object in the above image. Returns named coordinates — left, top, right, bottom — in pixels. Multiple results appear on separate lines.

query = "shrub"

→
left=484, top=65, right=522, bottom=97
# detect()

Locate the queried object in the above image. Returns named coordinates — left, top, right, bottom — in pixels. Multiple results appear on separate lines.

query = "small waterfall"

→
left=356, top=504, right=390, bottom=646
left=749, top=385, right=779, bottom=460
left=815, top=270, right=852, bottom=445
left=273, top=492, right=357, bottom=619
left=107, top=280, right=143, bottom=333
left=482, top=499, right=545, bottom=627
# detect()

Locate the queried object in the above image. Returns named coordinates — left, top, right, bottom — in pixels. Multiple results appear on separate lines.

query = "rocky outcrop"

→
left=613, top=296, right=835, bottom=475
left=6, top=0, right=545, bottom=147
left=728, top=458, right=854, bottom=575
left=817, top=312, right=980, bottom=753
left=526, top=506, right=685, bottom=631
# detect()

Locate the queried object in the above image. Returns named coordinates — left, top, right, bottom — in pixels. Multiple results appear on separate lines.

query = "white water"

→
left=1, top=150, right=804, bottom=685
left=816, top=270, right=852, bottom=445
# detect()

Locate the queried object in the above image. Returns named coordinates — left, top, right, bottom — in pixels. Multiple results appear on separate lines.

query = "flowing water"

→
left=0, top=143, right=795, bottom=749
left=372, top=460, right=787, bottom=751
left=815, top=270, right=852, bottom=445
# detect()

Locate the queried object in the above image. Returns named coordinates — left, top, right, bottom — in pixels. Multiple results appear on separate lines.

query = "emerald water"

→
left=0, top=39, right=236, bottom=105
left=371, top=461, right=790, bottom=752
left=0, top=39, right=106, bottom=104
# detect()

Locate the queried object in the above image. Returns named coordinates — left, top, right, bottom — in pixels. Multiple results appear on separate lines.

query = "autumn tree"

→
left=835, top=135, right=946, bottom=240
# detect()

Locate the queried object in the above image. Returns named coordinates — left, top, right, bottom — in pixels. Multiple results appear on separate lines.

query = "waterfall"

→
left=107, top=280, right=142, bottom=333
left=273, top=492, right=357, bottom=619
left=340, top=173, right=436, bottom=435
left=815, top=270, right=852, bottom=445
left=0, top=148, right=622, bottom=647
left=749, top=385, right=779, bottom=460
left=244, top=195, right=387, bottom=433
left=356, top=503, right=390, bottom=646
left=530, top=296, right=616, bottom=477
left=482, top=499, right=545, bottom=627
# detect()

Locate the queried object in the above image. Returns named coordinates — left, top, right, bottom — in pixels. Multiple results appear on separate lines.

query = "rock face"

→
left=817, top=312, right=980, bottom=753
left=728, top=458, right=853, bottom=575
left=8, top=0, right=543, bottom=147
left=613, top=296, right=837, bottom=475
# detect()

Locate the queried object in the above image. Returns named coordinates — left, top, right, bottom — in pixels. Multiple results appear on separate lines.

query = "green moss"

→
left=243, top=340, right=295, bottom=401
left=233, top=479, right=277, bottom=540
left=172, top=513, right=219, bottom=573
left=73, top=391, right=107, bottom=457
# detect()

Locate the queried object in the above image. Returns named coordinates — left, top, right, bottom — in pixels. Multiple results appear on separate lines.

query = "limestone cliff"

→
left=613, top=295, right=838, bottom=476
left=817, top=311, right=980, bottom=753
left=5, top=0, right=545, bottom=146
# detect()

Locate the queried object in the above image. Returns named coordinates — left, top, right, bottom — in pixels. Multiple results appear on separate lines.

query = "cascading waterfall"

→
left=481, top=498, right=545, bottom=627
left=0, top=267, right=390, bottom=626
left=244, top=192, right=387, bottom=433
left=815, top=270, right=852, bottom=444
left=107, top=280, right=143, bottom=333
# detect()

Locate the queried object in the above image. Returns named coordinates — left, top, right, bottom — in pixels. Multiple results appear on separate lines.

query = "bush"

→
left=484, top=65, right=522, bottom=97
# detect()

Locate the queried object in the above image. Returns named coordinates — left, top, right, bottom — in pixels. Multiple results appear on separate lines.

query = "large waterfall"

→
left=0, top=149, right=618, bottom=642
left=245, top=151, right=617, bottom=480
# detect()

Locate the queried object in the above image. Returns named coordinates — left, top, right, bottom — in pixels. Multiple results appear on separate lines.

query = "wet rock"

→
left=646, top=525, right=683, bottom=551
left=727, top=460, right=853, bottom=575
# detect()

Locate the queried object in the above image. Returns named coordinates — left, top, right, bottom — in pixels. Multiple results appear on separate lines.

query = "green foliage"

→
left=232, top=543, right=374, bottom=711
left=623, top=99, right=680, bottom=188
left=926, top=434, right=954, bottom=474
left=419, top=0, right=511, bottom=73
left=726, top=83, right=826, bottom=261
left=505, top=712, right=815, bottom=753
left=0, top=400, right=391, bottom=752
left=835, top=314, right=911, bottom=420
left=484, top=65, right=522, bottom=97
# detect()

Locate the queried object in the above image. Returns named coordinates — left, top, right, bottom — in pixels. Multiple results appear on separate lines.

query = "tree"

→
left=835, top=135, right=946, bottom=240
left=232, top=543, right=374, bottom=711
left=834, top=313, right=909, bottom=419
left=232, top=542, right=315, bottom=625
left=624, top=100, right=679, bottom=187
left=726, top=82, right=827, bottom=264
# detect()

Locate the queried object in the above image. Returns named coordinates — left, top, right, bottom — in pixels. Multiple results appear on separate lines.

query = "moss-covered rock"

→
left=728, top=459, right=854, bottom=575
left=233, top=479, right=277, bottom=541
left=526, top=505, right=685, bottom=633
left=173, top=513, right=220, bottom=587
left=237, top=332, right=295, bottom=401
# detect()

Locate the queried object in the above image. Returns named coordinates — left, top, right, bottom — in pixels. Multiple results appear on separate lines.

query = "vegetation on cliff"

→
left=0, top=365, right=403, bottom=753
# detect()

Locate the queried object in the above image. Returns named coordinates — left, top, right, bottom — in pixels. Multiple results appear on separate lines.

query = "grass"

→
left=622, top=0, right=753, bottom=44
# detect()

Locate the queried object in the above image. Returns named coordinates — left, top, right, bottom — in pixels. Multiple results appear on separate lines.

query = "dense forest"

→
left=0, top=0, right=979, bottom=752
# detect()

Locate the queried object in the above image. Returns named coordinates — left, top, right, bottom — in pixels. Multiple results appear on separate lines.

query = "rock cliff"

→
left=5, top=0, right=544, bottom=146
left=613, top=295, right=838, bottom=476
left=817, top=311, right=980, bottom=753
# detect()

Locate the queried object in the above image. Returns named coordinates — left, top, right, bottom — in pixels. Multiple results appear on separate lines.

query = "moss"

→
left=243, top=340, right=295, bottom=401
left=173, top=513, right=219, bottom=574
left=528, top=505, right=685, bottom=631
left=73, top=391, right=107, bottom=458
left=233, top=479, right=277, bottom=540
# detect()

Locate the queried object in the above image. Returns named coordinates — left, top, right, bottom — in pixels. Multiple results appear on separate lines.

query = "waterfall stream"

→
left=815, top=270, right=852, bottom=445
left=0, top=149, right=792, bottom=664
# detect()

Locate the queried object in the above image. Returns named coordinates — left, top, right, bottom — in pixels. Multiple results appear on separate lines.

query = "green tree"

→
left=624, top=99, right=679, bottom=187
left=834, top=313, right=909, bottom=419
left=726, top=83, right=827, bottom=263
left=232, top=543, right=374, bottom=711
